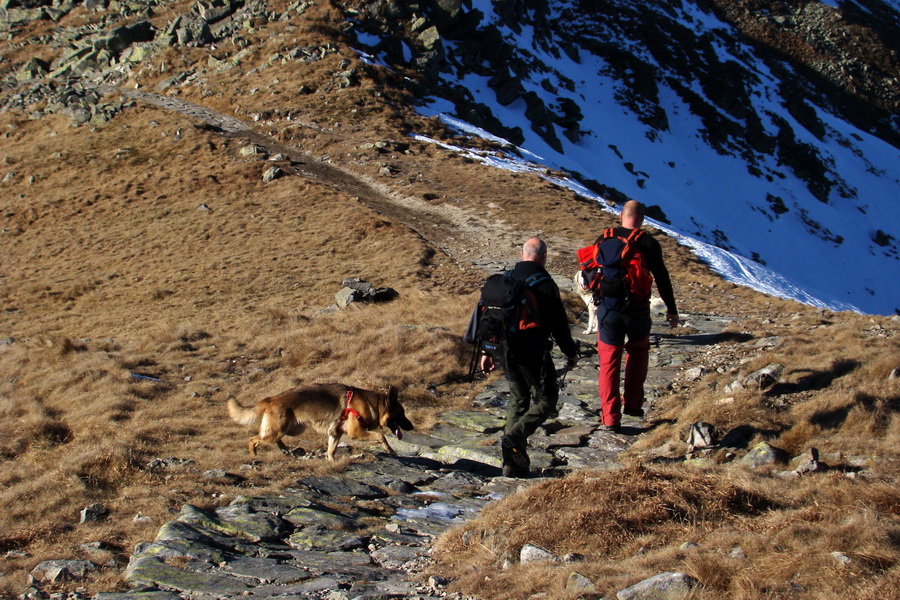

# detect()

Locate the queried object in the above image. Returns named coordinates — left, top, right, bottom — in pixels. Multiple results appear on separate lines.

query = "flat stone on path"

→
left=293, top=475, right=388, bottom=499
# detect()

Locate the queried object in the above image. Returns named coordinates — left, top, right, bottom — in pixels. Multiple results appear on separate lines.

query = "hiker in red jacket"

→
left=596, top=200, right=678, bottom=432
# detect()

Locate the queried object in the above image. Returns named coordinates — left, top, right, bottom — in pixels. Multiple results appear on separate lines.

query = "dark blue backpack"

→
left=578, top=228, right=653, bottom=310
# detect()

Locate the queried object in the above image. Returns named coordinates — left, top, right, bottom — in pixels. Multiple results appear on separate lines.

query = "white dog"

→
left=573, top=271, right=598, bottom=334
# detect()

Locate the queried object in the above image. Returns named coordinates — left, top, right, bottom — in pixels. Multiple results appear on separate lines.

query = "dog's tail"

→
left=227, top=398, right=259, bottom=426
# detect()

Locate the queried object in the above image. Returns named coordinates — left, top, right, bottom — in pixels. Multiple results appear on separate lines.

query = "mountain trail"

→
left=99, top=85, right=527, bottom=269
left=53, top=86, right=747, bottom=600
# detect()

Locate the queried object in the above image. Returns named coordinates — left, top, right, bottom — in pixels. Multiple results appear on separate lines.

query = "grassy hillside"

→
left=1, top=1, right=898, bottom=598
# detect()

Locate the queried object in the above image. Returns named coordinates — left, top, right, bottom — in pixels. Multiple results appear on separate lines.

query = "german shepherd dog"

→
left=227, top=383, right=413, bottom=460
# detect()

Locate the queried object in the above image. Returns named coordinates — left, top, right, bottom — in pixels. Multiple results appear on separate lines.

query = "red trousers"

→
left=598, top=336, right=650, bottom=427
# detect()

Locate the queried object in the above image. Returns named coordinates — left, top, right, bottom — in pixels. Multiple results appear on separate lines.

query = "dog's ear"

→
left=388, top=386, right=399, bottom=403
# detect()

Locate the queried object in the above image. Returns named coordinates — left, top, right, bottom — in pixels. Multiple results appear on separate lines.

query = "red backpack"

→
left=577, top=228, right=653, bottom=310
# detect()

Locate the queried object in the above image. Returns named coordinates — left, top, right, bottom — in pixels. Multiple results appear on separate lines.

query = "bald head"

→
left=522, top=237, right=547, bottom=265
left=621, top=200, right=645, bottom=229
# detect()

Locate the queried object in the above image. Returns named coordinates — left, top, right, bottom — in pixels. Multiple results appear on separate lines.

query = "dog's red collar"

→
left=340, top=388, right=364, bottom=425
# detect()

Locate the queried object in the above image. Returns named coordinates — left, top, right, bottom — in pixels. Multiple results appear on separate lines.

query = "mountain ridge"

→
left=348, top=0, right=900, bottom=314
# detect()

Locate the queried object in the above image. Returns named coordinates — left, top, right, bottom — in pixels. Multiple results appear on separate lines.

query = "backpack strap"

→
left=524, top=272, right=551, bottom=288
left=595, top=227, right=615, bottom=245
left=621, top=229, right=645, bottom=260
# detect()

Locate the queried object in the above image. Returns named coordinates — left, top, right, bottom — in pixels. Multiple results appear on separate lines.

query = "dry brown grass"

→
left=432, top=466, right=900, bottom=599
left=430, top=306, right=899, bottom=599
left=0, top=94, right=481, bottom=595
left=2, top=1, right=899, bottom=599
left=628, top=310, right=900, bottom=468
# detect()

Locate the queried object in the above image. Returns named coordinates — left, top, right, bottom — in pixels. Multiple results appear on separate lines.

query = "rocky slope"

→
left=1, top=1, right=898, bottom=599
left=346, top=0, right=900, bottom=314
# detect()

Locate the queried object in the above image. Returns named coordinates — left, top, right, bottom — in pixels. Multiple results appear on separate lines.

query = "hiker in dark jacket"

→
left=596, top=200, right=678, bottom=432
left=478, top=237, right=579, bottom=477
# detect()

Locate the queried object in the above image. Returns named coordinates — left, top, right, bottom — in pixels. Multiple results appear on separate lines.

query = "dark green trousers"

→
left=503, top=347, right=559, bottom=440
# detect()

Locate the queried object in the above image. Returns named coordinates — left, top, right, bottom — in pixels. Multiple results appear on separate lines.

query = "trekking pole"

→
left=558, top=364, right=571, bottom=390
left=467, top=343, right=481, bottom=383
left=558, top=339, right=588, bottom=390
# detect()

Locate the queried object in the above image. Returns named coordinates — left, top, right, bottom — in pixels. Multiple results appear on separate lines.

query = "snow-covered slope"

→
left=349, top=0, right=900, bottom=315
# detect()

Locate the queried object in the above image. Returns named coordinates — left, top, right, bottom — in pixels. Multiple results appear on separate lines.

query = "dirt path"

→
left=99, top=86, right=526, bottom=269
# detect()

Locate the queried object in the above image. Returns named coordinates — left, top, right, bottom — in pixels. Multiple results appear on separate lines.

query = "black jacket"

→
left=505, top=261, right=579, bottom=359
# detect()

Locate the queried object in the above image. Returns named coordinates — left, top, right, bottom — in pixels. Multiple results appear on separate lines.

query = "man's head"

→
left=522, top=237, right=547, bottom=266
left=620, top=200, right=645, bottom=229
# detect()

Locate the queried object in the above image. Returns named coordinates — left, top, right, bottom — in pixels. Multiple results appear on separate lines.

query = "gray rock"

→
left=616, top=571, right=700, bottom=599
left=95, top=592, right=182, bottom=600
left=741, top=442, right=788, bottom=468
left=335, top=285, right=361, bottom=307
left=554, top=445, right=622, bottom=470
left=208, top=503, right=292, bottom=541
left=80, top=502, right=108, bottom=523
left=216, top=556, right=312, bottom=584
left=30, top=559, right=96, bottom=582
left=743, top=363, right=784, bottom=389
left=132, top=537, right=227, bottom=564
left=283, top=504, right=363, bottom=531
left=520, top=543, right=558, bottom=564
left=287, top=528, right=366, bottom=552
left=125, top=556, right=249, bottom=594
left=684, top=366, right=705, bottom=381
left=15, top=57, right=49, bottom=81
left=441, top=410, right=504, bottom=433
left=754, top=336, right=783, bottom=348
left=831, top=551, right=852, bottom=565
left=369, top=544, right=425, bottom=570
left=262, top=165, right=283, bottom=182
left=724, top=380, right=745, bottom=393
left=686, top=422, right=716, bottom=450
left=417, top=26, right=442, bottom=51
left=567, top=571, right=596, bottom=591
left=792, top=447, right=823, bottom=474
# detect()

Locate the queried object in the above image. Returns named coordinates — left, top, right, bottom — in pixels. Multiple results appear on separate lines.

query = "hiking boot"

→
left=501, top=462, right=528, bottom=478
left=601, top=423, right=621, bottom=433
left=501, top=434, right=530, bottom=474
left=623, top=407, right=644, bottom=418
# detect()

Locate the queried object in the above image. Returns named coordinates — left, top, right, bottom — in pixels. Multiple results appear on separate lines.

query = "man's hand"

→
left=480, top=354, right=496, bottom=373
left=666, top=312, right=679, bottom=328
left=566, top=354, right=579, bottom=369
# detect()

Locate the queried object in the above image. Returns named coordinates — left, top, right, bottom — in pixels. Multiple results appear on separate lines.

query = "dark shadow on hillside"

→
left=654, top=331, right=753, bottom=347
left=810, top=392, right=900, bottom=432
left=708, top=2, right=900, bottom=151
left=719, top=424, right=781, bottom=449
left=766, top=359, right=860, bottom=397
left=397, top=455, right=501, bottom=477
